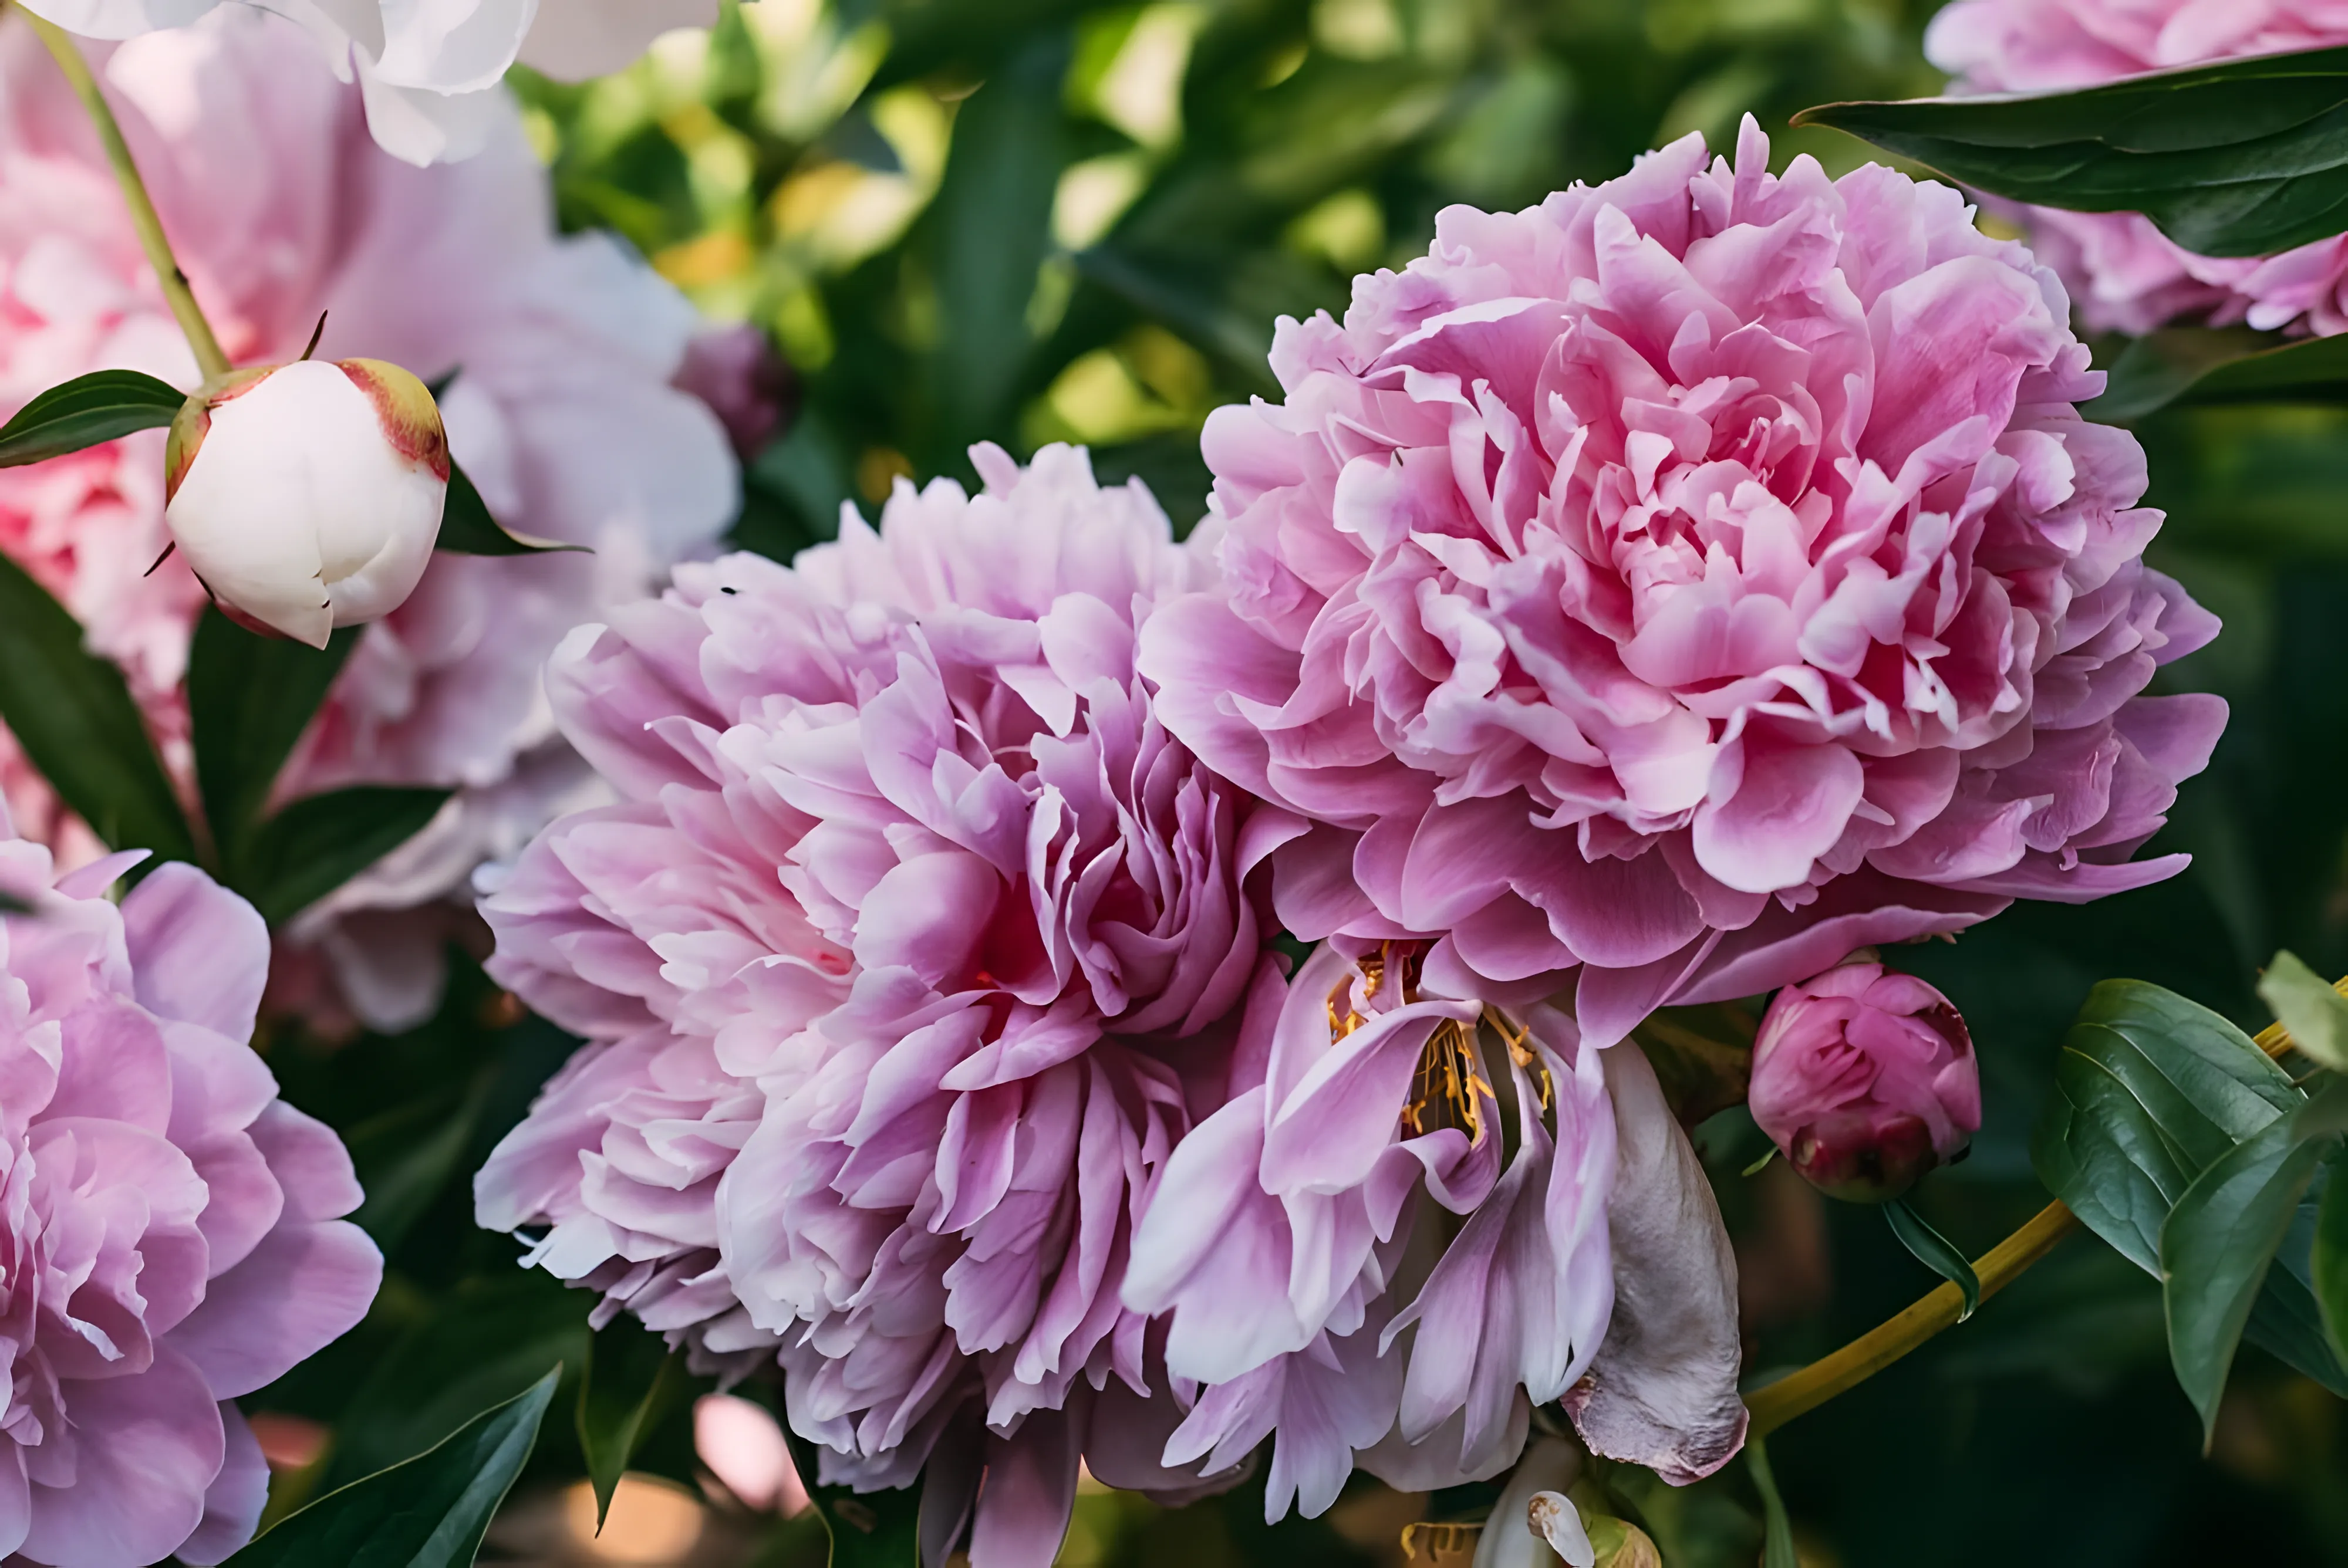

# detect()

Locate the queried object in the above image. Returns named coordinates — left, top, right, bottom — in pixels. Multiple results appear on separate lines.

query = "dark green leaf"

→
left=1792, top=48, right=2348, bottom=258
left=187, top=608, right=360, bottom=862
left=0, top=369, right=183, bottom=468
left=1746, top=1437, right=1797, bottom=1568
left=2316, top=1148, right=2348, bottom=1363
left=2031, top=981, right=2348, bottom=1394
left=237, top=785, right=451, bottom=924
left=224, top=1367, right=556, bottom=1567
left=2033, top=979, right=2300, bottom=1273
left=578, top=1318, right=689, bottom=1527
left=436, top=459, right=585, bottom=555
left=782, top=1427, right=923, bottom=1567
left=0, top=552, right=195, bottom=866
left=1886, top=1198, right=1983, bottom=1322
left=323, top=1271, right=588, bottom=1491
left=2089, top=329, right=2348, bottom=422
left=346, top=1069, right=497, bottom=1253
left=2160, top=1111, right=2330, bottom=1445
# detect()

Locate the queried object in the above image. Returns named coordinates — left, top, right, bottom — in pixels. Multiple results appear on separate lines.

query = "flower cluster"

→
left=1928, top=0, right=2348, bottom=334
left=476, top=445, right=1270, bottom=1554
left=477, top=121, right=2220, bottom=1563
left=0, top=11, right=738, bottom=1029
left=0, top=827, right=379, bottom=1567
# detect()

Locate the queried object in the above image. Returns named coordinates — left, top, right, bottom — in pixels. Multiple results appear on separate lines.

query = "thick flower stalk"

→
left=1140, top=117, right=2224, bottom=1054
left=0, top=12, right=737, bottom=1027
left=0, top=822, right=380, bottom=1566
left=22, top=0, right=713, bottom=165
left=1749, top=958, right=1980, bottom=1201
left=1928, top=0, right=2348, bottom=334
left=476, top=445, right=1274, bottom=1566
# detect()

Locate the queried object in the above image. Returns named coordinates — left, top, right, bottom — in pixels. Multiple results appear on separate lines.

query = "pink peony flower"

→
left=0, top=11, right=737, bottom=1029
left=1747, top=958, right=1980, bottom=1202
left=1139, top=117, right=2225, bottom=1056
left=0, top=825, right=380, bottom=1566
left=475, top=445, right=1273, bottom=1566
left=1927, top=0, right=2348, bottom=334
left=672, top=323, right=796, bottom=461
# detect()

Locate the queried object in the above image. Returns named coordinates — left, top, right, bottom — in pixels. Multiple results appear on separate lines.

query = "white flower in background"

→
left=0, top=9, right=738, bottom=1028
left=19, top=0, right=715, bottom=164
left=164, top=358, right=449, bottom=646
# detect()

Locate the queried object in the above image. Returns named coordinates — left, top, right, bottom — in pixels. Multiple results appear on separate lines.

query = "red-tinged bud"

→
left=1748, top=959, right=1981, bottom=1203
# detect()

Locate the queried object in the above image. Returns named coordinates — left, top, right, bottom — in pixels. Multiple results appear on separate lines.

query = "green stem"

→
left=26, top=14, right=230, bottom=380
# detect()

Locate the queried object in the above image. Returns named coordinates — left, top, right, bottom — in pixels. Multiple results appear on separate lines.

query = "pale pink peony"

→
left=0, top=826, right=381, bottom=1566
left=475, top=445, right=1271, bottom=1566
left=1927, top=0, right=2348, bottom=334
left=1140, top=118, right=2225, bottom=1056
left=1747, top=958, right=1980, bottom=1202
left=0, top=11, right=737, bottom=1029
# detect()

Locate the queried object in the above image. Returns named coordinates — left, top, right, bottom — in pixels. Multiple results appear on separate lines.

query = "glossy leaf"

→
left=2037, top=982, right=2348, bottom=1397
left=1792, top=48, right=2348, bottom=258
left=223, top=1368, right=556, bottom=1567
left=2316, top=1148, right=2348, bottom=1363
left=2089, top=329, right=2348, bottom=422
left=578, top=1319, right=687, bottom=1526
left=0, top=369, right=183, bottom=468
left=345, top=1069, right=497, bottom=1253
left=1886, top=1198, right=1983, bottom=1322
left=2258, top=949, right=2348, bottom=1072
left=236, top=785, right=451, bottom=924
left=2033, top=980, right=2300, bottom=1273
left=0, top=552, right=195, bottom=866
left=187, top=608, right=361, bottom=859
left=436, top=459, right=583, bottom=555
left=2160, top=1107, right=2332, bottom=1445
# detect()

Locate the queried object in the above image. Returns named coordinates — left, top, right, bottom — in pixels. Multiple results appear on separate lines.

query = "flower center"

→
left=1325, top=943, right=1496, bottom=1140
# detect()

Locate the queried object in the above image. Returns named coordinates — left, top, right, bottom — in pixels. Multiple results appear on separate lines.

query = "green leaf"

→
left=436, top=459, right=585, bottom=555
left=2315, top=1148, right=2348, bottom=1363
left=2257, top=949, right=2348, bottom=1072
left=0, top=369, right=183, bottom=468
left=187, top=608, right=361, bottom=862
left=0, top=552, right=195, bottom=866
left=2033, top=980, right=2300, bottom=1274
left=345, top=1069, right=497, bottom=1253
left=2088, top=328, right=2348, bottom=422
left=323, top=1271, right=588, bottom=1491
left=2031, top=981, right=2348, bottom=1394
left=1885, top=1198, right=1983, bottom=1322
left=237, top=785, right=451, bottom=925
left=578, top=1318, right=689, bottom=1528
left=2160, top=1109, right=2332, bottom=1445
left=1745, top=1437, right=1797, bottom=1568
left=782, top=1427, right=924, bottom=1567
left=1791, top=48, right=2348, bottom=259
left=223, top=1367, right=557, bottom=1567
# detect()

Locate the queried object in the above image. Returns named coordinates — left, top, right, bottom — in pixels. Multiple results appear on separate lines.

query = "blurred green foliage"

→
left=511, top=0, right=1941, bottom=549
left=235, top=3, right=2348, bottom=1566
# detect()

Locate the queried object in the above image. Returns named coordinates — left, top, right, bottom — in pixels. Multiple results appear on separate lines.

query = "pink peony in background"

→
left=1141, top=117, right=2225, bottom=1056
left=0, top=824, right=380, bottom=1566
left=0, top=10, right=738, bottom=1030
left=475, top=445, right=1274, bottom=1566
left=1927, top=0, right=2348, bottom=334
left=1748, top=957, right=1981, bottom=1201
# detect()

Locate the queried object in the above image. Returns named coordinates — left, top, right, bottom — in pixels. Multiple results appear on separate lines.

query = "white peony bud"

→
left=164, top=357, right=448, bottom=648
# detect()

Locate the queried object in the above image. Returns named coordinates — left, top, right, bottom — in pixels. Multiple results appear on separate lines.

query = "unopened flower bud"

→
left=164, top=357, right=448, bottom=647
left=1748, top=959, right=1980, bottom=1202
